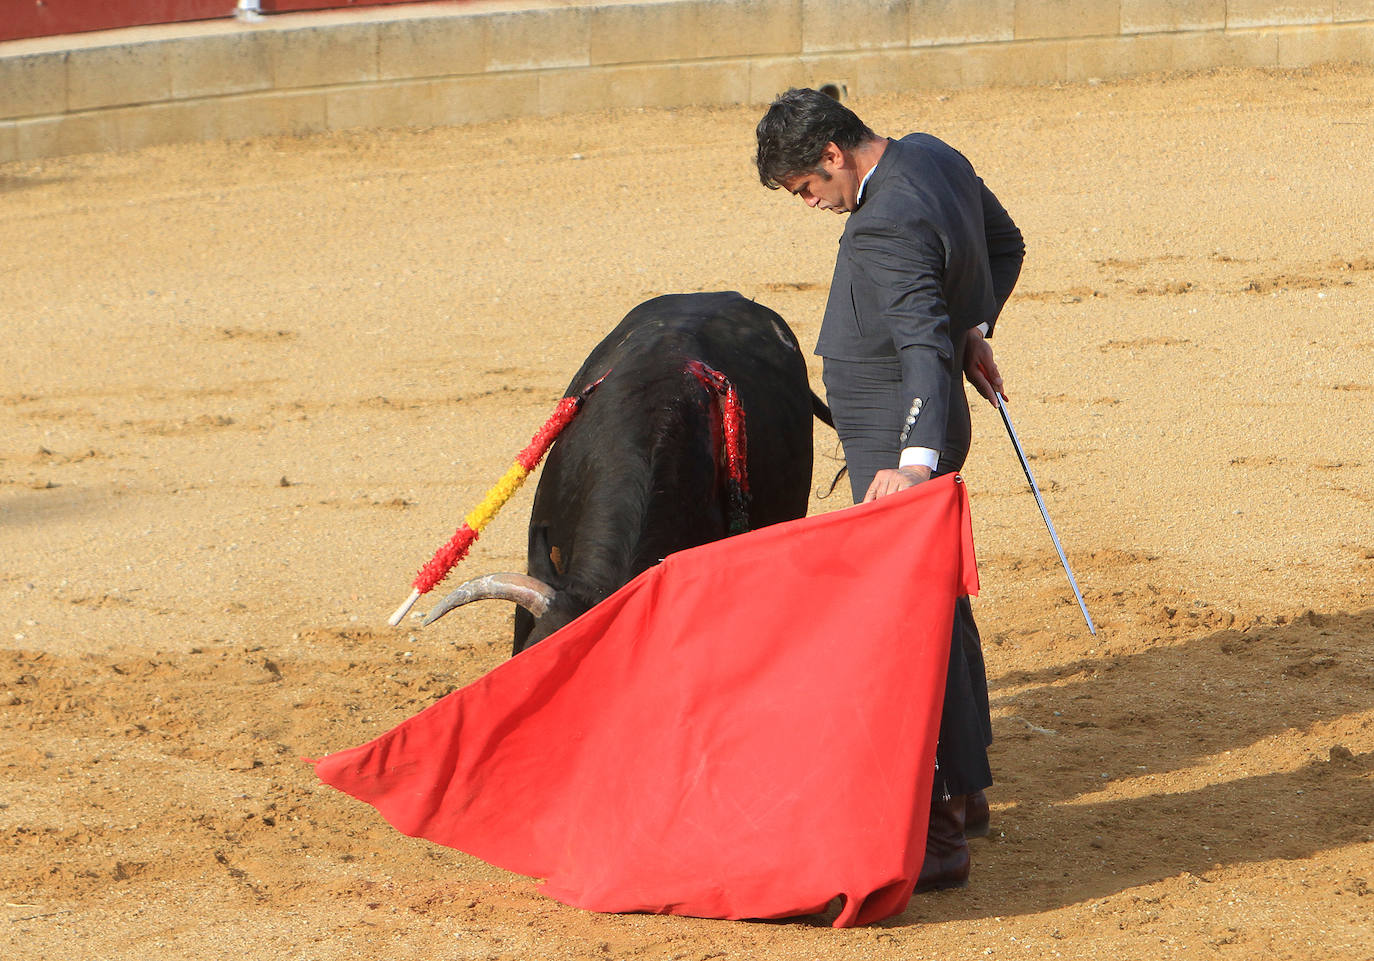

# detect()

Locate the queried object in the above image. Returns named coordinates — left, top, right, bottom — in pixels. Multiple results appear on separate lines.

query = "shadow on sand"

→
left=891, top=606, right=1374, bottom=923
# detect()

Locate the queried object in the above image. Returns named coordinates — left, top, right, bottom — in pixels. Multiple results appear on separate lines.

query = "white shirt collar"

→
left=856, top=164, right=878, bottom=204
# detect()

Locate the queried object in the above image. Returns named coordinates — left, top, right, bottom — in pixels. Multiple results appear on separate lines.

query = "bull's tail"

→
left=810, top=390, right=834, bottom=429
left=809, top=389, right=848, bottom=498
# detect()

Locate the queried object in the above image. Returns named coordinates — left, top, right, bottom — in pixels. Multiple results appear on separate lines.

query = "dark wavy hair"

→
left=755, top=88, right=877, bottom=189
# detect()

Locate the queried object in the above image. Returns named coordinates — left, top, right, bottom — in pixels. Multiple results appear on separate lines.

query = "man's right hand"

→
left=963, top=327, right=1005, bottom=405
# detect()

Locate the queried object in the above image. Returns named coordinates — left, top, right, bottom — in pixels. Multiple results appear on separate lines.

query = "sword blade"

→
left=993, top=391, right=1096, bottom=635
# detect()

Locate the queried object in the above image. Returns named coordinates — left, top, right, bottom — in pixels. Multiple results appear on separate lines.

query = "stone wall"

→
left=3, top=0, right=1373, bottom=162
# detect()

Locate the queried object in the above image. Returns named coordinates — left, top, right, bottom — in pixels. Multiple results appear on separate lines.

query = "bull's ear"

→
left=530, top=523, right=566, bottom=576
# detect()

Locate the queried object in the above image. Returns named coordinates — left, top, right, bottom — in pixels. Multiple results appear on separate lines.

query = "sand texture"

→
left=2, top=63, right=1372, bottom=959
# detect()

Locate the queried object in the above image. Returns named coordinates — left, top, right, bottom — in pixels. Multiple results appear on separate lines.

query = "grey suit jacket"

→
left=816, top=133, right=1024, bottom=453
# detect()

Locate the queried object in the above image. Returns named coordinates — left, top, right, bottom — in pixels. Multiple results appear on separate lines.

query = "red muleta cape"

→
left=313, top=473, right=979, bottom=927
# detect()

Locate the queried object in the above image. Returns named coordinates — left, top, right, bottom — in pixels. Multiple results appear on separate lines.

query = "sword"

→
left=990, top=389, right=1096, bottom=635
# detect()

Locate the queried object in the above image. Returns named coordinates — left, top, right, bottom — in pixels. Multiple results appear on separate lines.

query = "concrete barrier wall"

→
left=3, top=0, right=1373, bottom=163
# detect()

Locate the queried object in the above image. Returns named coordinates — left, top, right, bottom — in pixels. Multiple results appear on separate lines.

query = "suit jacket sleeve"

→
left=848, top=216, right=956, bottom=455
left=979, top=181, right=1025, bottom=337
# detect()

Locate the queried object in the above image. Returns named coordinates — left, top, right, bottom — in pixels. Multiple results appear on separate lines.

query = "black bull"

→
left=424, top=291, right=831, bottom=654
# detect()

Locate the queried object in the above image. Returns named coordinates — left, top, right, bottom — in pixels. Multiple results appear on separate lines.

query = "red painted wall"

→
left=1, top=0, right=452, bottom=43
left=258, top=1, right=424, bottom=11
left=1, top=1, right=235, bottom=42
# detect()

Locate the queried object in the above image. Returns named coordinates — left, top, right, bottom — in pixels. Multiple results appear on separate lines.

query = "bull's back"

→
left=517, top=292, right=815, bottom=649
left=565, top=291, right=813, bottom=523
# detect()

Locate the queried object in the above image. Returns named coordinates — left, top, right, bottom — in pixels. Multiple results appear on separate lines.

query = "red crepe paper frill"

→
left=413, top=526, right=479, bottom=594
left=516, top=396, right=581, bottom=471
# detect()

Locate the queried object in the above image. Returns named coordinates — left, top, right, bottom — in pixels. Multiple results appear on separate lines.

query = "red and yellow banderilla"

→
left=386, top=374, right=607, bottom=626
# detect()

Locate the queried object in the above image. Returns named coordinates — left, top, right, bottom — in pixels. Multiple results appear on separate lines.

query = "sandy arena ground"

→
left=2, top=63, right=1372, bottom=960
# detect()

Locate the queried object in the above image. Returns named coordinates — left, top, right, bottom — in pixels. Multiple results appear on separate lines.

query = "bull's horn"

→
left=422, top=572, right=555, bottom=626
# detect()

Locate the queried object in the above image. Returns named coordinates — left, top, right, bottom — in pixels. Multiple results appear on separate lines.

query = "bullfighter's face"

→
left=780, top=141, right=859, bottom=214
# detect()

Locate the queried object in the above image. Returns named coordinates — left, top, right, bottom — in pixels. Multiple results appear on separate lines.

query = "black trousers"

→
left=821, top=354, right=993, bottom=797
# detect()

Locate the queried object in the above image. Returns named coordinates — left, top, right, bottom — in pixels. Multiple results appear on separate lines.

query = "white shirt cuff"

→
left=899, top=447, right=940, bottom=471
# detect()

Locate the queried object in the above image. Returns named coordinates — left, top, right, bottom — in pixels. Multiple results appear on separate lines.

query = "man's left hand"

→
left=863, top=465, right=931, bottom=502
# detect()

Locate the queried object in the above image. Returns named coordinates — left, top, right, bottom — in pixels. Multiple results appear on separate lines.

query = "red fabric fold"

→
left=314, top=474, right=978, bottom=927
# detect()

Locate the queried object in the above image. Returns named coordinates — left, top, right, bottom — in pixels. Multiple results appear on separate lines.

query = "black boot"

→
left=965, top=789, right=990, bottom=839
left=915, top=793, right=970, bottom=892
